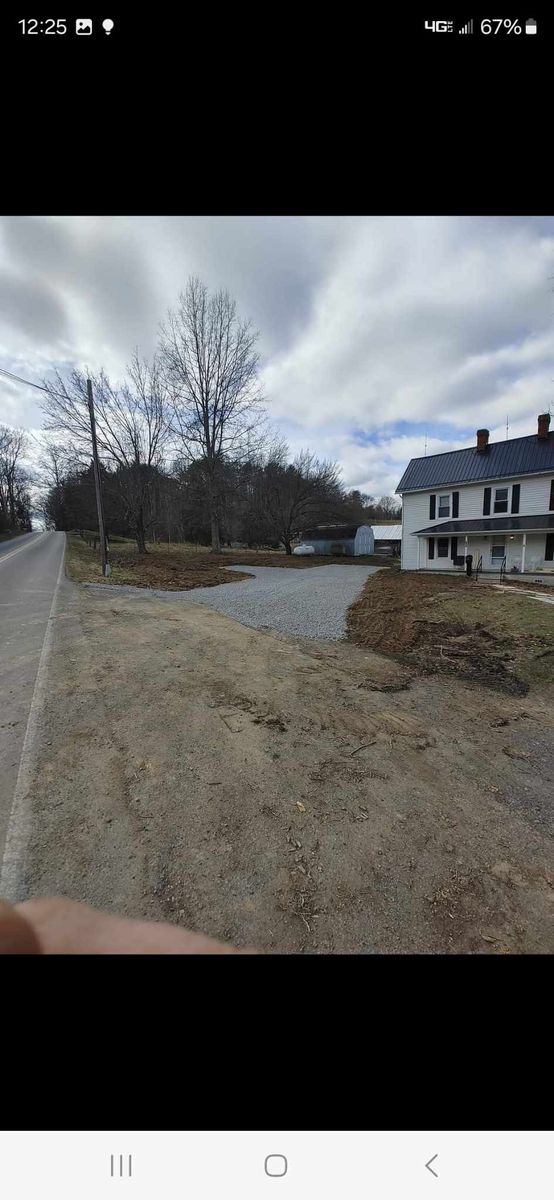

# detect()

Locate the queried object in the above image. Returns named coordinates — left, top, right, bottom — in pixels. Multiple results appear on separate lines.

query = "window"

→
left=491, top=542, right=506, bottom=563
left=493, top=487, right=509, bottom=513
left=438, top=494, right=450, bottom=517
left=549, top=480, right=554, bottom=511
left=545, top=533, right=554, bottom=561
left=428, top=538, right=435, bottom=560
left=437, top=538, right=449, bottom=557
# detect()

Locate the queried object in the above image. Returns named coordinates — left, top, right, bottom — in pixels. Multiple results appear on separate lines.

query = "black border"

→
left=2, top=6, right=552, bottom=213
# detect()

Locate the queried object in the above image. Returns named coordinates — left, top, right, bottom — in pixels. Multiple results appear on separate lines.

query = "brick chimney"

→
left=538, top=412, right=551, bottom=439
left=476, top=428, right=489, bottom=452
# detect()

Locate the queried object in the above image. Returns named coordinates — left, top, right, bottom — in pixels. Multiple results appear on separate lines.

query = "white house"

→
left=396, top=414, right=554, bottom=574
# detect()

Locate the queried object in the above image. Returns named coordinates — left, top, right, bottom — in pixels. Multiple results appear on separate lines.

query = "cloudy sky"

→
left=1, top=214, right=553, bottom=498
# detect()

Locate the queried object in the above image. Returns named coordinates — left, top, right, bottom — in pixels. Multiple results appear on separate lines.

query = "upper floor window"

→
left=494, top=487, right=509, bottom=513
left=438, top=494, right=450, bottom=517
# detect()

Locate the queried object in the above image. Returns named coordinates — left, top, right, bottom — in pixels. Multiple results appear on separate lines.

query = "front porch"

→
left=412, top=515, right=554, bottom=577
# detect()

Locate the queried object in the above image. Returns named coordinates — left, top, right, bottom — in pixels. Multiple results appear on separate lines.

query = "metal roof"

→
left=371, top=524, right=402, bottom=540
left=301, top=524, right=366, bottom=540
left=396, top=432, right=554, bottom=493
left=412, top=515, right=554, bottom=536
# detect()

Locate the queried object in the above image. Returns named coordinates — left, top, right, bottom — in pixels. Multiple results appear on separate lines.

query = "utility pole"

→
left=86, top=377, right=108, bottom=577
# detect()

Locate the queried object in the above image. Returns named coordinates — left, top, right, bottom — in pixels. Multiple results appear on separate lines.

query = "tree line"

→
left=0, top=425, right=32, bottom=537
left=43, top=449, right=400, bottom=554
left=39, top=276, right=400, bottom=554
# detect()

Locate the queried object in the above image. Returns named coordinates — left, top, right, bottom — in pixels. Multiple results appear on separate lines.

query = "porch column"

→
left=521, top=532, right=526, bottom=574
left=417, top=537, right=421, bottom=569
left=464, top=534, right=468, bottom=556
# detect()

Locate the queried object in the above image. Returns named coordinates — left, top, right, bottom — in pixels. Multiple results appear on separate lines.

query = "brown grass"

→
left=65, top=533, right=391, bottom=590
left=347, top=571, right=554, bottom=694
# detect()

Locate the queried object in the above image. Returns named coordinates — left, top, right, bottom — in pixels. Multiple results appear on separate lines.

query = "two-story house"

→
left=396, top=413, right=554, bottom=574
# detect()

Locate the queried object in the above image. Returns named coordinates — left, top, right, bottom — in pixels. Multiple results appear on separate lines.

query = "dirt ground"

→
left=348, top=571, right=554, bottom=694
left=65, top=533, right=391, bottom=590
left=22, top=580, right=554, bottom=953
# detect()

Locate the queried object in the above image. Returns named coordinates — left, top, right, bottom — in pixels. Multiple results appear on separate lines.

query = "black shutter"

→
left=451, top=537, right=458, bottom=558
left=545, top=534, right=554, bottom=561
left=429, top=494, right=436, bottom=520
left=511, top=484, right=520, bottom=514
left=483, top=487, right=491, bottom=515
left=428, top=538, right=435, bottom=559
left=549, top=480, right=554, bottom=511
left=452, top=491, right=459, bottom=518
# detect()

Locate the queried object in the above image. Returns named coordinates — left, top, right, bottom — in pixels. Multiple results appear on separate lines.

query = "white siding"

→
left=401, top=492, right=432, bottom=569
left=400, top=471, right=554, bottom=571
left=445, top=474, right=552, bottom=520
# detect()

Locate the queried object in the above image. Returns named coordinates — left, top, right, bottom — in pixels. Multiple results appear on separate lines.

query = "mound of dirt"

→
left=347, top=572, right=529, bottom=695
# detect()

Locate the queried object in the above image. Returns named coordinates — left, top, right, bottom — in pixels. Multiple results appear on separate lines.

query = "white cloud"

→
left=1, top=215, right=553, bottom=498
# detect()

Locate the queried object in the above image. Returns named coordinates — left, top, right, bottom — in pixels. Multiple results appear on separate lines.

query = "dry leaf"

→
left=296, top=801, right=306, bottom=812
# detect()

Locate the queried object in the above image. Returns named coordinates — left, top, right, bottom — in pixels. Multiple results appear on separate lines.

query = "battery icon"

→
left=525, top=18, right=537, bottom=33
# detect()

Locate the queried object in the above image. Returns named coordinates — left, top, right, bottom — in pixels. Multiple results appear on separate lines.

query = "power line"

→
left=0, top=366, right=50, bottom=392
left=0, top=364, right=77, bottom=406
left=0, top=363, right=110, bottom=459
left=0, top=366, right=107, bottom=446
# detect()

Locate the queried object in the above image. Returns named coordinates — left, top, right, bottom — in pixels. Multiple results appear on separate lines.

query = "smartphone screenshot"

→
left=0, top=9, right=551, bottom=959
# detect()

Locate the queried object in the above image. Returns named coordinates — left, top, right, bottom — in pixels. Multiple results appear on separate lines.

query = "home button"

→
left=265, top=1155, right=288, bottom=1177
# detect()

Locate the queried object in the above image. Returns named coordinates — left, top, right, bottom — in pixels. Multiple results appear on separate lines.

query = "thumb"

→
left=0, top=899, right=41, bottom=954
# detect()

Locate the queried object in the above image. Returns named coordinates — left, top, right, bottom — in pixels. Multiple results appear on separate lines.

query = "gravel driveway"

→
left=195, top=564, right=381, bottom=638
left=91, top=564, right=381, bottom=640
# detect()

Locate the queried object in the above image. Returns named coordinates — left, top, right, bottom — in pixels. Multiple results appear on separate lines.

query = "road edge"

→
left=0, top=534, right=66, bottom=901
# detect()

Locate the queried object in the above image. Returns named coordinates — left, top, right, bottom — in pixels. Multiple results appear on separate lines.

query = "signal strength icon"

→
left=459, top=18, right=474, bottom=33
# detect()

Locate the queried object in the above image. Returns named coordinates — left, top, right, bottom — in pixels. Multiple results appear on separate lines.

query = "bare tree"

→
left=0, top=425, right=30, bottom=533
left=158, top=276, right=265, bottom=552
left=41, top=353, right=172, bottom=552
left=36, top=437, right=77, bottom=529
left=375, top=494, right=402, bottom=519
left=252, top=446, right=344, bottom=554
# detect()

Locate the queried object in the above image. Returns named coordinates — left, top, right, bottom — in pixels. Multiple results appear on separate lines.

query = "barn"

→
left=299, top=524, right=374, bottom=556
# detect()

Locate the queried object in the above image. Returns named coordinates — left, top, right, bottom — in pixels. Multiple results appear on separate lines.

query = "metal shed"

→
left=300, top=524, right=374, bottom=556
left=371, top=524, right=402, bottom=554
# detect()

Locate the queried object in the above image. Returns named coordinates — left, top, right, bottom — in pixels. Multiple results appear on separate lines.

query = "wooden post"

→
left=86, top=377, right=108, bottom=577
left=521, top=532, right=526, bottom=574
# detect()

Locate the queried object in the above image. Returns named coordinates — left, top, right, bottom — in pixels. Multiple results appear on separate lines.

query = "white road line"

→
left=0, top=532, right=46, bottom=566
left=0, top=537, right=65, bottom=901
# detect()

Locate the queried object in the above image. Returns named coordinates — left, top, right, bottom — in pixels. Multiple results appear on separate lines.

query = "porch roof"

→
left=412, top=514, right=554, bottom=536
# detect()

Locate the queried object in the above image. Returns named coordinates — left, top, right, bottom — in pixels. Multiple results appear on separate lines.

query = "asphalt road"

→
left=0, top=531, right=65, bottom=886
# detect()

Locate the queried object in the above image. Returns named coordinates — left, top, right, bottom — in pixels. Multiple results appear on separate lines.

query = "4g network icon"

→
left=424, top=20, right=454, bottom=31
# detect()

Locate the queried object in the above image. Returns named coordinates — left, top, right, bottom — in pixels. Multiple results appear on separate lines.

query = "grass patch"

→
left=347, top=570, right=554, bottom=694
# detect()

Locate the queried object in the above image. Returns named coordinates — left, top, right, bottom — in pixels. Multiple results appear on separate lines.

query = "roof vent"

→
left=538, top=412, right=551, bottom=440
left=476, top=428, right=489, bottom=452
